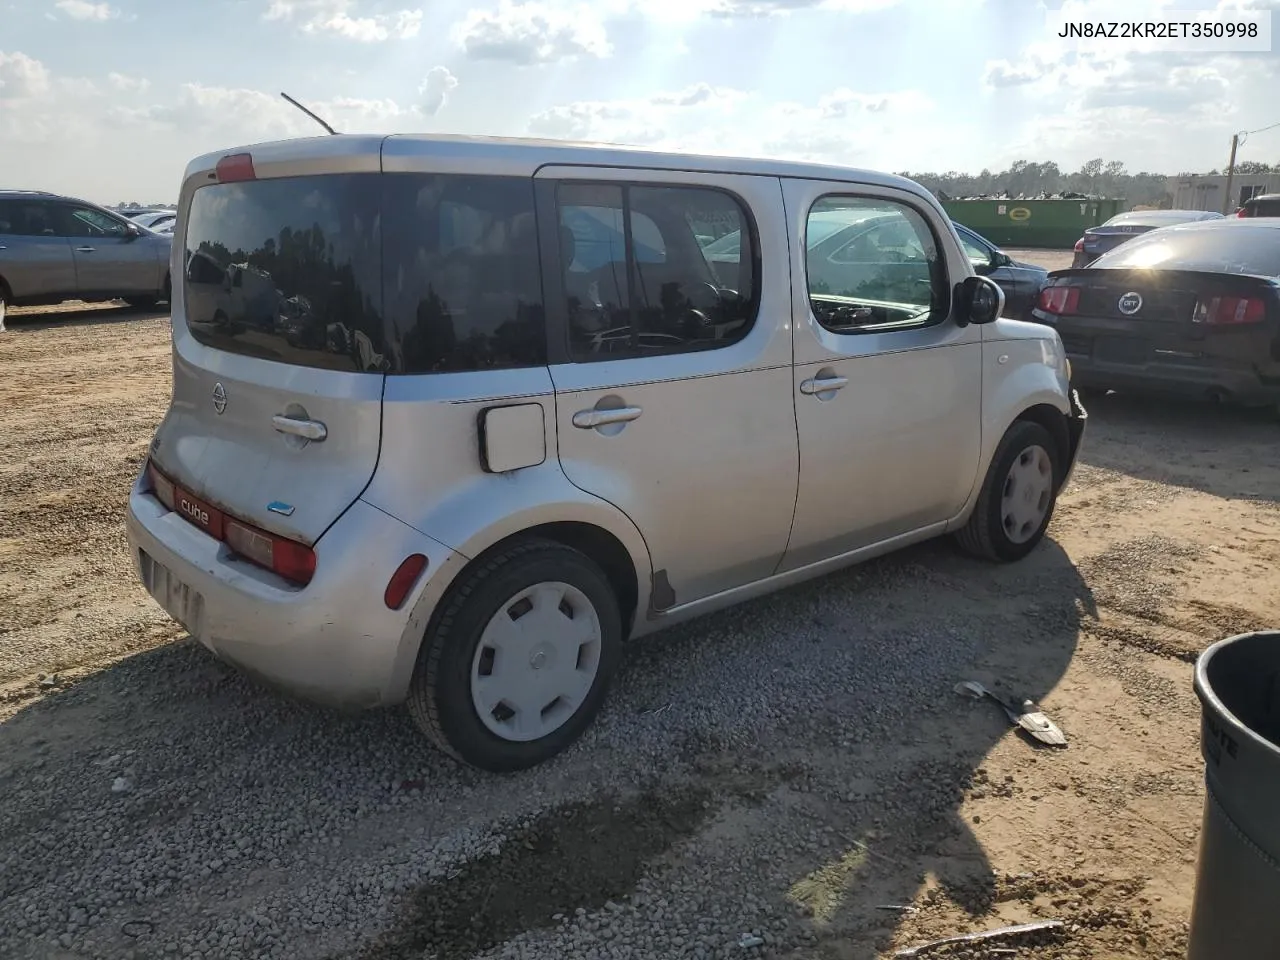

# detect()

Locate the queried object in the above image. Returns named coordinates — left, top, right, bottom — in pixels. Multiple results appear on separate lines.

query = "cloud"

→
left=54, top=0, right=118, bottom=19
left=453, top=2, right=612, bottom=63
left=264, top=0, right=423, bottom=40
left=0, top=51, right=52, bottom=99
left=527, top=84, right=934, bottom=165
left=107, top=71, right=149, bottom=93
left=419, top=66, right=458, bottom=116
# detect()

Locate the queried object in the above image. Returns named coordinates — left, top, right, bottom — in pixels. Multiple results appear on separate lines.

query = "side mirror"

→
left=955, top=275, right=1004, bottom=326
left=994, top=251, right=1013, bottom=267
left=125, top=222, right=141, bottom=240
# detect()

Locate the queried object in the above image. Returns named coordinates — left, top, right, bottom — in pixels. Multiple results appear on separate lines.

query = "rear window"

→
left=183, top=174, right=386, bottom=372
left=181, top=172, right=545, bottom=374
left=1090, top=225, right=1280, bottom=277
left=1247, top=197, right=1280, bottom=217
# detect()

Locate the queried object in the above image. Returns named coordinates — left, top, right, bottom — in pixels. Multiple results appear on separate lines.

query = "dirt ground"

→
left=3, top=262, right=1279, bottom=959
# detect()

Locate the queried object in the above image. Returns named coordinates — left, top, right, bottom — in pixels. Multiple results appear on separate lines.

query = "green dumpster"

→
left=942, top=198, right=1125, bottom=249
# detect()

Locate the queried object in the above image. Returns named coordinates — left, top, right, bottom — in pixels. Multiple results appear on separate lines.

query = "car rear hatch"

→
left=147, top=137, right=389, bottom=574
left=1036, top=268, right=1277, bottom=365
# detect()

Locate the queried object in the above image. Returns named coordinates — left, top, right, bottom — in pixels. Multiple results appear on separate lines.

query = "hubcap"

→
left=470, top=581, right=603, bottom=742
left=1000, top=444, right=1053, bottom=544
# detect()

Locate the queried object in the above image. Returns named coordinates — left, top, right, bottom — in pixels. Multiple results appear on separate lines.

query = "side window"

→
left=57, top=205, right=129, bottom=239
left=0, top=200, right=58, bottom=237
left=956, top=230, right=992, bottom=267
left=805, top=195, right=944, bottom=334
left=381, top=173, right=545, bottom=374
left=557, top=182, right=759, bottom=361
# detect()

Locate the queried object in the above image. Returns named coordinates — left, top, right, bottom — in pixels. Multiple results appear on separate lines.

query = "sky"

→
left=1, top=0, right=1278, bottom=203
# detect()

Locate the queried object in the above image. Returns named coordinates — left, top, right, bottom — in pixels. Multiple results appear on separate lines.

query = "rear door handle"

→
left=272, top=414, right=328, bottom=441
left=76, top=246, right=95, bottom=253
left=572, top=406, right=643, bottom=429
left=799, top=376, right=849, bottom=395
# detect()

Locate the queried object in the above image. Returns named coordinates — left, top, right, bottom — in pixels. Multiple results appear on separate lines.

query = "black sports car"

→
left=1031, top=218, right=1280, bottom=411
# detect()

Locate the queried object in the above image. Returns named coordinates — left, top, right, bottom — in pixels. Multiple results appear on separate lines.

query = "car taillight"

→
left=1193, top=295, right=1266, bottom=326
left=145, top=459, right=316, bottom=586
left=215, top=153, right=256, bottom=183
left=147, top=461, right=176, bottom=510
left=1237, top=208, right=1248, bottom=218
left=225, top=518, right=317, bottom=586
left=1073, top=238, right=1085, bottom=252
left=1038, top=286, right=1080, bottom=315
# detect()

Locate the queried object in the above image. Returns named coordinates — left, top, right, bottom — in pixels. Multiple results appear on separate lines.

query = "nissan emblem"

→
left=212, top=382, right=227, bottom=415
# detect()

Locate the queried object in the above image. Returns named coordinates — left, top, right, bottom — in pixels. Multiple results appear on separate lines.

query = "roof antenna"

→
left=280, top=91, right=339, bottom=135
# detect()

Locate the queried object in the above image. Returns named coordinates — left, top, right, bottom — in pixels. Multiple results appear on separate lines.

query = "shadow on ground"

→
left=3, top=302, right=167, bottom=332
left=1077, top=390, right=1280, bottom=504
left=0, top=533, right=1092, bottom=960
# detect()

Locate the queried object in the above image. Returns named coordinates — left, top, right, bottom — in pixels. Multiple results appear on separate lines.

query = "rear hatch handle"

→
left=272, top=414, right=327, bottom=441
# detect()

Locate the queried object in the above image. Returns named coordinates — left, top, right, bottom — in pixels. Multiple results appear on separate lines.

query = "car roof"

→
left=1245, top=193, right=1280, bottom=203
left=0, top=188, right=102, bottom=207
left=1148, top=217, right=1280, bottom=235
left=183, top=133, right=942, bottom=206
left=1107, top=208, right=1221, bottom=223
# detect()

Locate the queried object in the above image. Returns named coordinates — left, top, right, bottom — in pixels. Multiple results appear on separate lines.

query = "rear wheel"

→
left=406, top=538, right=623, bottom=772
left=955, top=420, right=1061, bottom=562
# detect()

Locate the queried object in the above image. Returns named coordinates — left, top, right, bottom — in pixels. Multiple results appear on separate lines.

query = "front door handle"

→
left=799, top=375, right=849, bottom=395
left=76, top=246, right=96, bottom=253
left=572, top=406, right=643, bottom=429
left=272, top=414, right=328, bottom=441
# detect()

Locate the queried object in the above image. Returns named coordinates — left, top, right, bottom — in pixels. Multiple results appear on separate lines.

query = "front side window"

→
left=58, top=206, right=130, bottom=239
left=805, top=195, right=945, bottom=333
left=956, top=230, right=992, bottom=267
left=381, top=173, right=545, bottom=373
left=557, top=182, right=759, bottom=360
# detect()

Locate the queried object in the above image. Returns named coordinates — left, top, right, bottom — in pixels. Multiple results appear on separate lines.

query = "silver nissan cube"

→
left=125, top=133, right=1086, bottom=771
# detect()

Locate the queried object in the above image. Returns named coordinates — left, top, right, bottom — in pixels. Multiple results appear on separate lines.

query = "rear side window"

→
left=805, top=195, right=945, bottom=333
left=381, top=174, right=545, bottom=373
left=0, top=199, right=57, bottom=236
left=1091, top=225, right=1280, bottom=276
left=555, top=182, right=759, bottom=361
left=183, top=174, right=387, bottom=373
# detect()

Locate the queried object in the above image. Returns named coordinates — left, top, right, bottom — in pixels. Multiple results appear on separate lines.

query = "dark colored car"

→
left=702, top=216, right=1046, bottom=320
left=1071, top=209, right=1223, bottom=268
left=1237, top=193, right=1280, bottom=218
left=1031, top=218, right=1280, bottom=410
left=951, top=222, right=1048, bottom=320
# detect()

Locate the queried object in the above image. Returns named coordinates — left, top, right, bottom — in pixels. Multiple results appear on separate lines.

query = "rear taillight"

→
left=147, top=462, right=175, bottom=510
left=145, top=459, right=316, bottom=586
left=1237, top=208, right=1249, bottom=218
left=1073, top=238, right=1085, bottom=253
left=1193, top=295, right=1267, bottom=326
left=225, top=518, right=316, bottom=586
left=1038, top=286, right=1080, bottom=315
left=215, top=153, right=256, bottom=183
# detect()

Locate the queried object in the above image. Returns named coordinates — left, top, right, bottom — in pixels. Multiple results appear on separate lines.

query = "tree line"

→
left=895, top=158, right=1278, bottom=206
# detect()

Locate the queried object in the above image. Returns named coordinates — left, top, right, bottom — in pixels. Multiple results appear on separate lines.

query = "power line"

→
left=1238, top=119, right=1280, bottom=147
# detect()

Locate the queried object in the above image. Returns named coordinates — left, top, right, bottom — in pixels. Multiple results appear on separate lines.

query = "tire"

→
left=406, top=538, right=623, bottom=772
left=955, top=420, right=1062, bottom=563
left=0, top=289, right=7, bottom=333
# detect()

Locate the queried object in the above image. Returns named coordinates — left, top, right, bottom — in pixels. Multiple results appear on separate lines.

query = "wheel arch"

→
left=1012, top=402, right=1072, bottom=487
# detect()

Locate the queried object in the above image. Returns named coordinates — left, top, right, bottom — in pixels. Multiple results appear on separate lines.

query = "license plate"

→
left=141, top=551, right=203, bottom=636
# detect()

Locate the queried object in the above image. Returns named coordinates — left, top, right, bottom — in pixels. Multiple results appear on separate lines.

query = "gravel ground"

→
left=2, top=276, right=1279, bottom=960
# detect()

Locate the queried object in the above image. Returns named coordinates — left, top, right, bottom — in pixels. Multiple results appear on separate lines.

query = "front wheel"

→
left=406, top=538, right=623, bottom=772
left=955, top=420, right=1061, bottom=563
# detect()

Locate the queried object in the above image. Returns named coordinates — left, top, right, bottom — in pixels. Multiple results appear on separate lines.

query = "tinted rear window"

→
left=1090, top=225, right=1280, bottom=277
left=183, top=174, right=386, bottom=372
left=182, top=172, right=545, bottom=374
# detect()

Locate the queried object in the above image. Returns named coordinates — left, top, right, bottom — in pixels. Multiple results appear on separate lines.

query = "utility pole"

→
left=1222, top=133, right=1240, bottom=214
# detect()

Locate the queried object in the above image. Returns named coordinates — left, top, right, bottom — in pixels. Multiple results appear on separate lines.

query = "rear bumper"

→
left=125, top=474, right=463, bottom=709
left=1068, top=355, right=1280, bottom=405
